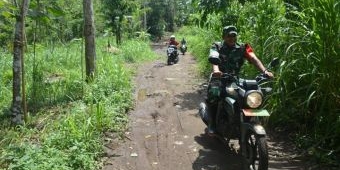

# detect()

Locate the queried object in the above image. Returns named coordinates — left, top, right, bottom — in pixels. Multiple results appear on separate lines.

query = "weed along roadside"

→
left=0, top=39, right=157, bottom=169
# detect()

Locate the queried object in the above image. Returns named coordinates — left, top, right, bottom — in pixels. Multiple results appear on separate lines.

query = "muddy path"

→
left=102, top=44, right=307, bottom=170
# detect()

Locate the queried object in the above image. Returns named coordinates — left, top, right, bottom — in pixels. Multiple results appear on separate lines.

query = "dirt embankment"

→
left=102, top=44, right=307, bottom=170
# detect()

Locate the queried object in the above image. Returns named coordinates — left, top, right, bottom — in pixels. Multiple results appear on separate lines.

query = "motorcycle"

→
left=180, top=43, right=187, bottom=55
left=199, top=58, right=280, bottom=170
left=167, top=45, right=179, bottom=65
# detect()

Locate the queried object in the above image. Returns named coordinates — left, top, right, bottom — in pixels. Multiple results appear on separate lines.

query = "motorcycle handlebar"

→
left=210, top=72, right=235, bottom=78
left=255, top=73, right=272, bottom=83
left=209, top=73, right=238, bottom=84
left=209, top=72, right=272, bottom=84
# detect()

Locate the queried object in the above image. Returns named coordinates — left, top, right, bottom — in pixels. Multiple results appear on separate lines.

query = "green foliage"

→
left=193, top=0, right=230, bottom=27
left=100, top=0, right=139, bottom=45
left=100, top=0, right=138, bottom=27
left=143, top=0, right=193, bottom=38
left=146, top=0, right=167, bottom=38
left=175, top=0, right=191, bottom=27
left=25, top=0, right=83, bottom=42
left=177, top=26, right=218, bottom=76
left=0, top=52, right=12, bottom=113
left=0, top=38, right=157, bottom=169
left=0, top=1, right=16, bottom=47
left=0, top=0, right=108, bottom=47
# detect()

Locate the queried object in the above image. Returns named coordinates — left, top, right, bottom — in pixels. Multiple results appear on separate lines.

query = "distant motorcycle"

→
left=167, top=45, right=179, bottom=65
left=180, top=43, right=187, bottom=55
left=199, top=58, right=280, bottom=170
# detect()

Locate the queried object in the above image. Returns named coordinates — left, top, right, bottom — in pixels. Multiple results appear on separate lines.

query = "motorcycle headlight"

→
left=245, top=91, right=263, bottom=108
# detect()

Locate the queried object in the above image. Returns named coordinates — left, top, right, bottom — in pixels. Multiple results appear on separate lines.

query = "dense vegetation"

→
left=184, top=0, right=340, bottom=167
left=0, top=0, right=339, bottom=169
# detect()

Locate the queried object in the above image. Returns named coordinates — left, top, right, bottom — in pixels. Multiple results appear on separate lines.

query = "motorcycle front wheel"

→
left=243, top=133, right=268, bottom=170
left=174, top=56, right=179, bottom=64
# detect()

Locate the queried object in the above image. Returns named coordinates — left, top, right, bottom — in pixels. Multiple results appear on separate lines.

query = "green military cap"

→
left=222, top=25, right=238, bottom=36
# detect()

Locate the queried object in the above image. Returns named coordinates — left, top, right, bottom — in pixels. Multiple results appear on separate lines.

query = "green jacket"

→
left=209, top=41, right=247, bottom=75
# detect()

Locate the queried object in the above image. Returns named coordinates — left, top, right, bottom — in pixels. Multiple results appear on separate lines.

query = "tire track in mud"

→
left=102, top=43, right=308, bottom=170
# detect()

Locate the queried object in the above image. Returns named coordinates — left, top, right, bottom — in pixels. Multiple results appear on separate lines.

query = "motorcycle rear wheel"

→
left=243, top=133, right=268, bottom=170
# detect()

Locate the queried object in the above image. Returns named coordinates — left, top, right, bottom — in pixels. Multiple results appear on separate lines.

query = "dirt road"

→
left=102, top=45, right=307, bottom=170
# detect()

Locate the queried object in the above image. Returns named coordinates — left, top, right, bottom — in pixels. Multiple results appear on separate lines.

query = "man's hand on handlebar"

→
left=212, top=70, right=222, bottom=77
left=264, top=70, right=274, bottom=79
left=212, top=65, right=222, bottom=77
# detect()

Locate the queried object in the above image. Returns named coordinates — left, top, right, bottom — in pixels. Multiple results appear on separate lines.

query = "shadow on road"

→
left=174, top=84, right=206, bottom=111
left=192, top=132, right=243, bottom=170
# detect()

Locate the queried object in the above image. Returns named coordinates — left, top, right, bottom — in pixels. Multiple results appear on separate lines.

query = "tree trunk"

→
left=83, top=0, right=96, bottom=82
left=12, top=0, right=30, bottom=124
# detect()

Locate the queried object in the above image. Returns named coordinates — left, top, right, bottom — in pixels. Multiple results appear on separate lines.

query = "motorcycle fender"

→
left=241, top=123, right=266, bottom=136
left=225, top=97, right=236, bottom=107
left=224, top=97, right=236, bottom=115
left=198, top=102, right=209, bottom=125
left=240, top=123, right=266, bottom=157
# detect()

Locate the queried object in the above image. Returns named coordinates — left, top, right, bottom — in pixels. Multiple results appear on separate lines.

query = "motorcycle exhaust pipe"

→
left=199, top=102, right=209, bottom=125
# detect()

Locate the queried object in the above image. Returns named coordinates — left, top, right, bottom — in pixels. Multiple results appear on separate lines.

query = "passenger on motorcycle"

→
left=206, top=25, right=274, bottom=135
left=169, top=35, right=180, bottom=47
left=168, top=35, right=180, bottom=56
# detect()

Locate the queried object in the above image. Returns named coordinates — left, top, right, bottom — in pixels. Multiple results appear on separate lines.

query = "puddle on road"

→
left=138, top=89, right=172, bottom=101
left=138, top=89, right=147, bottom=101
left=165, top=77, right=175, bottom=81
left=153, top=62, right=166, bottom=68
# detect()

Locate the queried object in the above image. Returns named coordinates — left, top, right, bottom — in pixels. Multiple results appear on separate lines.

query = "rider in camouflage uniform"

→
left=206, top=25, right=274, bottom=135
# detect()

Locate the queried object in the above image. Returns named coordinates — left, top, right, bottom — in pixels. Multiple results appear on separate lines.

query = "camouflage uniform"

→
left=207, top=40, right=248, bottom=134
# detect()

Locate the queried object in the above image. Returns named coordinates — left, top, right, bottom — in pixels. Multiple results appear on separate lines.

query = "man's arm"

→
left=175, top=41, right=180, bottom=47
left=248, top=54, right=274, bottom=78
left=209, top=43, right=222, bottom=76
left=245, top=44, right=274, bottom=78
left=248, top=53, right=266, bottom=73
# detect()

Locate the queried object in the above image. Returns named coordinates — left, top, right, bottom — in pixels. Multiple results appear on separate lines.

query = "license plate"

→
left=243, top=109, right=270, bottom=117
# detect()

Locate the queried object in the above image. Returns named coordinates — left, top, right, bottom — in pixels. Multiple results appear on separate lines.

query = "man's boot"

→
left=207, top=103, right=217, bottom=135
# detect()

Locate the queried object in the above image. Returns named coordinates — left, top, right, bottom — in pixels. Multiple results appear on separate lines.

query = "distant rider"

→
left=168, top=35, right=180, bottom=56
left=181, top=38, right=187, bottom=45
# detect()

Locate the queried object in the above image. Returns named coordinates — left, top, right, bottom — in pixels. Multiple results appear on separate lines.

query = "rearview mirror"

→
left=268, top=57, right=280, bottom=68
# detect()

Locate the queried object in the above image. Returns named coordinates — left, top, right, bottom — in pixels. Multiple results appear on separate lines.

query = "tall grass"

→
left=0, top=37, right=157, bottom=169
left=0, top=52, right=12, bottom=118
left=269, top=0, right=340, bottom=165
left=235, top=0, right=287, bottom=77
